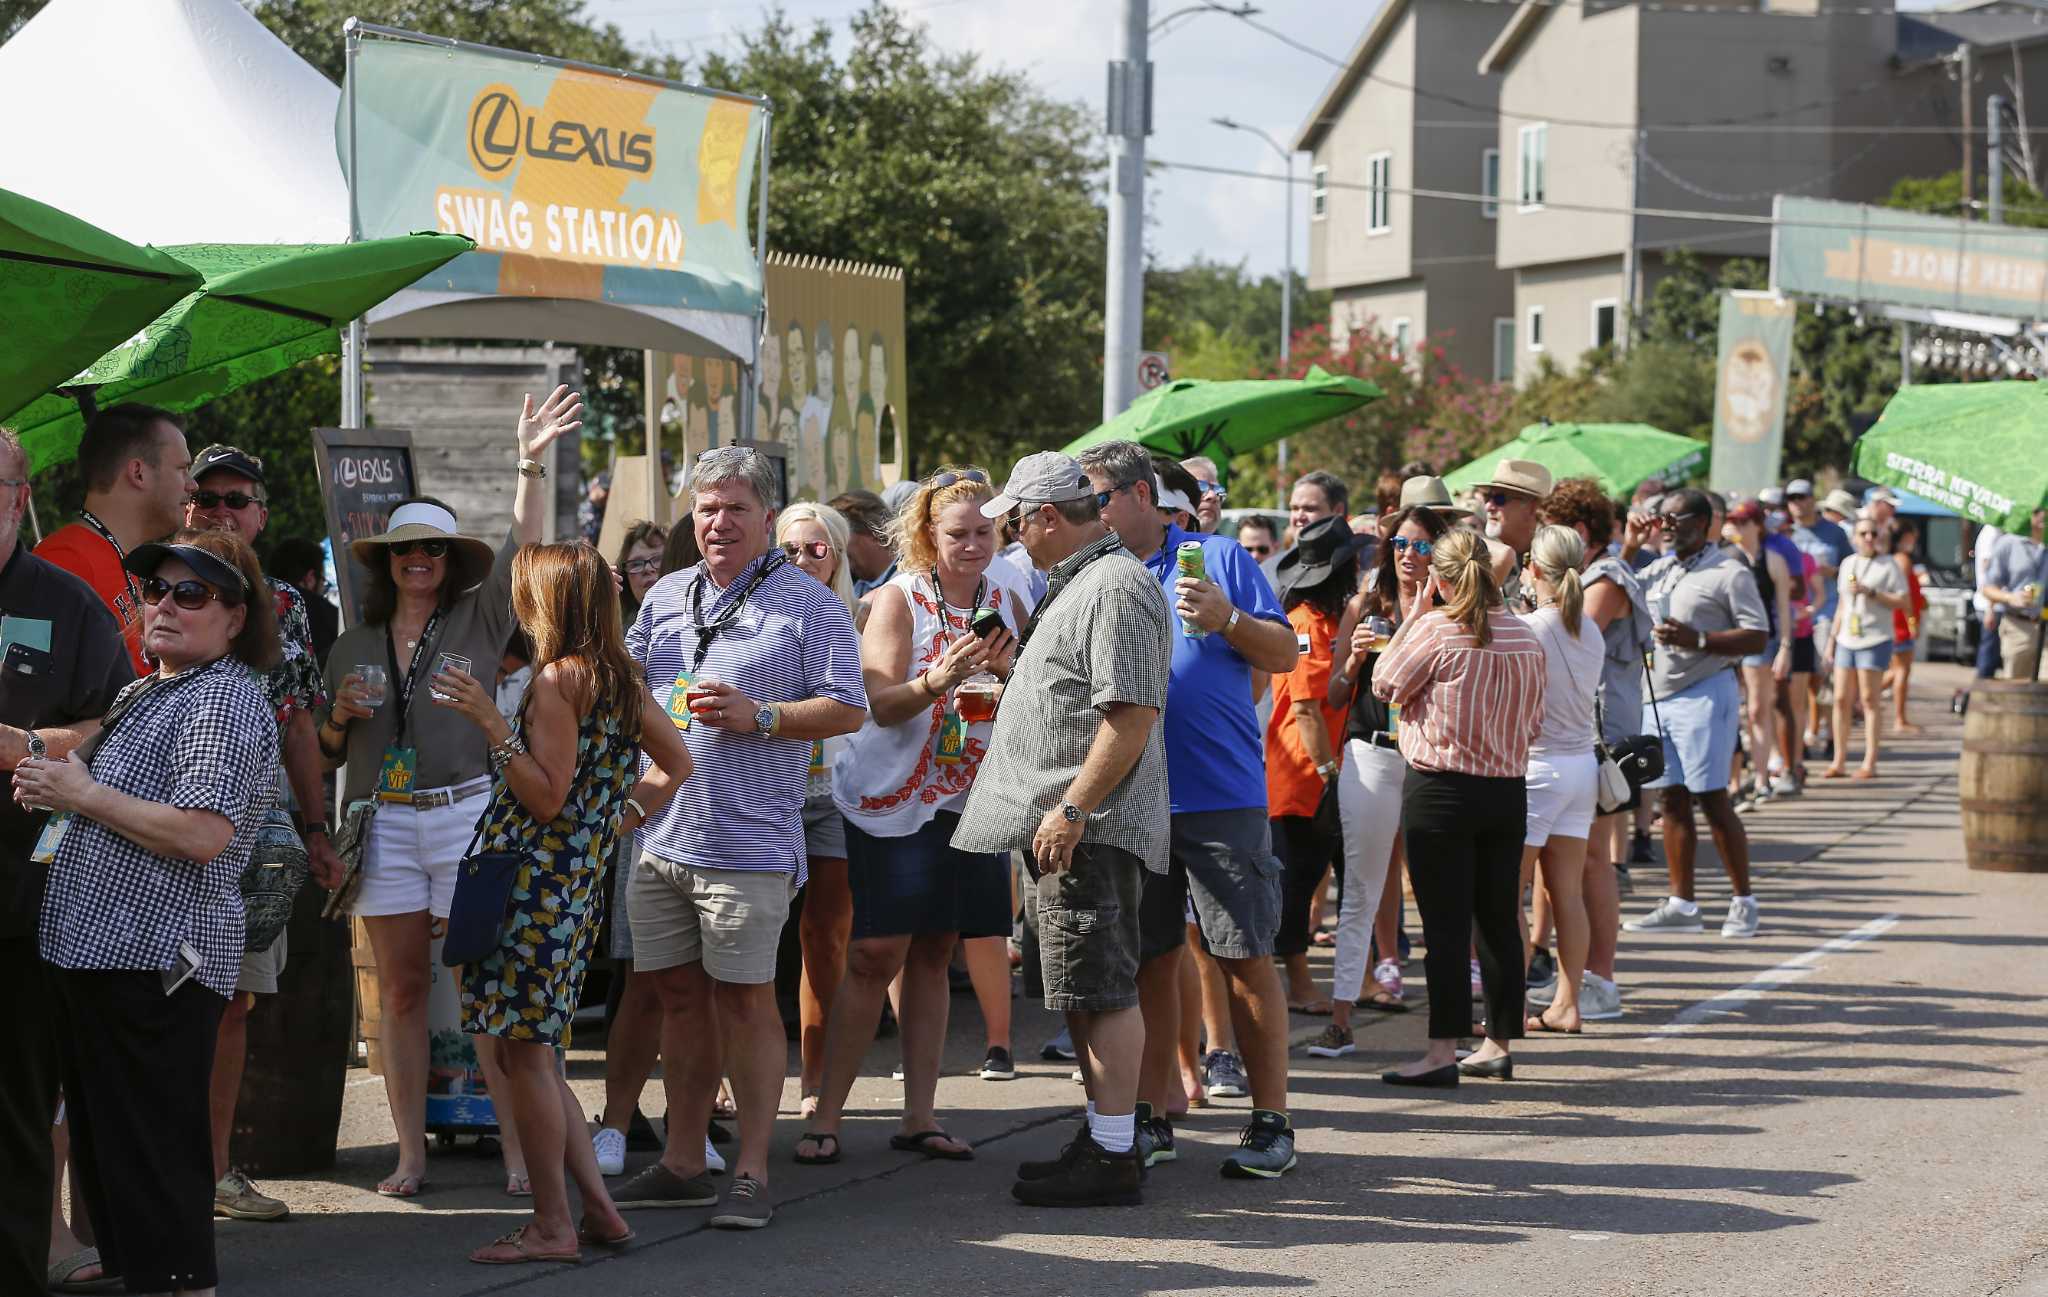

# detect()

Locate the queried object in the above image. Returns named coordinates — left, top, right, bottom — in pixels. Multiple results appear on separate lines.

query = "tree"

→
left=1886, top=169, right=2048, bottom=228
left=253, top=0, right=681, bottom=85
left=1144, top=258, right=1327, bottom=375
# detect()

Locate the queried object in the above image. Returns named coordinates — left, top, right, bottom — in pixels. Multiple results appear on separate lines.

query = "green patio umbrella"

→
left=0, top=187, right=203, bottom=426
left=1061, top=366, right=1383, bottom=474
left=8, top=232, right=473, bottom=472
left=1445, top=422, right=1708, bottom=500
left=1852, top=380, right=2048, bottom=531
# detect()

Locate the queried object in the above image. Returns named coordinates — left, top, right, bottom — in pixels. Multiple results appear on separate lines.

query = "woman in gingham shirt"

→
left=20, top=531, right=279, bottom=1297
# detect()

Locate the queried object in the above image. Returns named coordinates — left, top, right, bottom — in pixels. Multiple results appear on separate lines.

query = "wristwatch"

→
left=1224, top=608, right=1242, bottom=633
left=1316, top=760, right=1341, bottom=781
left=1058, top=801, right=1084, bottom=824
left=25, top=731, right=45, bottom=760
left=754, top=704, right=778, bottom=736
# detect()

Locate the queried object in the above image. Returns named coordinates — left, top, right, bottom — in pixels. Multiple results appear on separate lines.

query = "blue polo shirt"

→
left=1143, top=523, right=1287, bottom=814
left=1792, top=519, right=1851, bottom=620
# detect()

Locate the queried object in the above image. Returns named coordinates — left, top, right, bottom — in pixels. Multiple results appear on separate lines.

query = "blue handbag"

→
left=440, top=806, right=530, bottom=968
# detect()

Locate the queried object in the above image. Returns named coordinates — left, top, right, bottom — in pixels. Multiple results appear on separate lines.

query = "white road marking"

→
left=1643, top=912, right=1901, bottom=1040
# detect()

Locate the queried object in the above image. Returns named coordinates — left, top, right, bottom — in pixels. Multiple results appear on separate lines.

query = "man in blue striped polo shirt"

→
left=615, top=447, right=867, bottom=1230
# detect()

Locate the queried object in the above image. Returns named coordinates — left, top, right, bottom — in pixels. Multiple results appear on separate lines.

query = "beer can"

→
left=1176, top=541, right=1208, bottom=638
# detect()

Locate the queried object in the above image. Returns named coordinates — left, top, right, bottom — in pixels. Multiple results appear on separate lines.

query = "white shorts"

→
left=353, top=788, right=490, bottom=919
left=1525, top=751, right=1598, bottom=846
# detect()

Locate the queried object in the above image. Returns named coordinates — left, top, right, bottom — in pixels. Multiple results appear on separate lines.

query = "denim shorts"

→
left=1033, top=841, right=1144, bottom=1013
left=1837, top=641, right=1894, bottom=672
left=1644, top=670, right=1742, bottom=796
left=1136, top=808, right=1284, bottom=963
left=1741, top=636, right=1781, bottom=670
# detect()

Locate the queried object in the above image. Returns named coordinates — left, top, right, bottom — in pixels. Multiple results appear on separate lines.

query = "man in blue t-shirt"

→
left=1077, top=440, right=1303, bottom=1181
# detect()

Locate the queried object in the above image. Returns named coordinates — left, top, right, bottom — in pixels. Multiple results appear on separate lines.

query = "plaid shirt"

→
left=952, top=533, right=1172, bottom=871
left=39, top=656, right=279, bottom=997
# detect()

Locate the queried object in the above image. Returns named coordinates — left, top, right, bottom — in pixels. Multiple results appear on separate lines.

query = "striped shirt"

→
left=952, top=533, right=1173, bottom=871
left=1372, top=609, right=1545, bottom=779
left=627, top=552, right=867, bottom=879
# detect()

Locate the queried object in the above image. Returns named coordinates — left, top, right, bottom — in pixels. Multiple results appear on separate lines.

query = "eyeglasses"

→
left=390, top=539, right=450, bottom=558
left=1390, top=537, right=1435, bottom=557
left=140, top=576, right=234, bottom=610
left=0, top=478, right=26, bottom=491
left=622, top=557, right=662, bottom=575
left=190, top=490, right=262, bottom=511
left=781, top=539, right=833, bottom=562
left=928, top=469, right=988, bottom=489
left=1654, top=512, right=1704, bottom=530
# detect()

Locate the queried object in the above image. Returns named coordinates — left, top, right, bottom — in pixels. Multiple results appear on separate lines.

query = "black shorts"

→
left=1788, top=635, right=1818, bottom=676
left=1033, top=841, right=1144, bottom=1014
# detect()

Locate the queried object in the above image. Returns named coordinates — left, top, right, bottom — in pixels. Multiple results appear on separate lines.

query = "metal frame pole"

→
left=341, top=19, right=365, bottom=429
left=744, top=107, right=773, bottom=448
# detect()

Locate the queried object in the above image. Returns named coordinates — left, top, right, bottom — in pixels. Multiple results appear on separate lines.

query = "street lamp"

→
left=1213, top=114, right=1295, bottom=480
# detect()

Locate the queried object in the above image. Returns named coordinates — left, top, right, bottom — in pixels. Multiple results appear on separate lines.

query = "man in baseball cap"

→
left=981, top=451, right=1101, bottom=518
left=182, top=444, right=339, bottom=1225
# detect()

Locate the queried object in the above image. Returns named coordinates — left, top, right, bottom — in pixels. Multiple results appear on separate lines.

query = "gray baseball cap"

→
left=983, top=451, right=1099, bottom=519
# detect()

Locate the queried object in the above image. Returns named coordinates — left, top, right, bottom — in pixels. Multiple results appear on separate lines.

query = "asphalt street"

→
left=213, top=661, right=2048, bottom=1297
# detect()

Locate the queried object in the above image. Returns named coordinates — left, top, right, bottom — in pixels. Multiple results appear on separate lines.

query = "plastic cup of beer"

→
left=1365, top=616, right=1394, bottom=654
left=430, top=653, right=470, bottom=703
left=955, top=672, right=999, bottom=724
left=686, top=672, right=721, bottom=715
left=357, top=664, right=389, bottom=708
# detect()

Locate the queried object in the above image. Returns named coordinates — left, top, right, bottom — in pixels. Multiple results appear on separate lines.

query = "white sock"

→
left=1669, top=896, right=1699, bottom=915
left=1086, top=1101, right=1097, bottom=1120
left=1088, top=1110, right=1135, bottom=1154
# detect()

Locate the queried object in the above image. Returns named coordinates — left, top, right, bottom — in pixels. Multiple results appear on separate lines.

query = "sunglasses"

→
left=1243, top=542, right=1273, bottom=558
left=622, top=557, right=662, bottom=575
left=1786, top=492, right=1812, bottom=501
left=929, top=469, right=988, bottom=489
left=1484, top=490, right=1534, bottom=509
left=1198, top=480, right=1228, bottom=501
left=1390, top=537, right=1435, bottom=557
left=390, top=539, right=450, bottom=558
left=781, top=539, right=833, bottom=562
left=1654, top=512, right=1705, bottom=530
left=140, top=576, right=234, bottom=610
left=190, top=490, right=262, bottom=511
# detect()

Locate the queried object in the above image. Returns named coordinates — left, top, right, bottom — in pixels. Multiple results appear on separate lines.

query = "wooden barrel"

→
left=227, top=885, right=358, bottom=1174
left=1959, top=681, right=2048, bottom=872
left=351, top=915, right=384, bottom=1075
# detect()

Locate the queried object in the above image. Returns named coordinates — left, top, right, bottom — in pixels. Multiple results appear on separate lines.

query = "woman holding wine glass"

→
left=797, top=468, right=1029, bottom=1165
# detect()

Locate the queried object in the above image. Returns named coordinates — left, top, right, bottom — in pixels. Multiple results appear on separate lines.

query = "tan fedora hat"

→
left=349, top=500, right=497, bottom=592
left=1397, top=475, right=1476, bottom=520
left=1481, top=457, right=1555, bottom=501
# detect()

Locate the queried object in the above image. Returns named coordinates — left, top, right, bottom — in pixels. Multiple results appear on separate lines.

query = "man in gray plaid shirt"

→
left=954, top=451, right=1170, bottom=1209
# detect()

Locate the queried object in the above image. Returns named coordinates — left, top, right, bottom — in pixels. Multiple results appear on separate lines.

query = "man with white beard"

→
left=1479, top=459, right=1555, bottom=610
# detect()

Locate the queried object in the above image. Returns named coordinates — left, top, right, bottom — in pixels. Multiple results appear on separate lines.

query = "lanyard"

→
left=926, top=567, right=988, bottom=660
left=78, top=509, right=144, bottom=623
left=1017, top=537, right=1118, bottom=652
left=384, top=610, right=442, bottom=743
left=687, top=553, right=786, bottom=671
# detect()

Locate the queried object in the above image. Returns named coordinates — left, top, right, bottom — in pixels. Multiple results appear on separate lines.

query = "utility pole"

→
left=1989, top=93, right=2006, bottom=224
left=1961, top=44, right=1976, bottom=211
left=1103, top=0, right=1150, bottom=422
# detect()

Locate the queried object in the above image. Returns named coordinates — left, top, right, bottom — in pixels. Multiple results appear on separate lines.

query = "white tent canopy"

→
left=0, top=0, right=349, bottom=245
left=0, top=0, right=754, bottom=362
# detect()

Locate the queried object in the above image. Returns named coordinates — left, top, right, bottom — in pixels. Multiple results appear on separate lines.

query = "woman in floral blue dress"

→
left=431, top=541, right=692, bottom=1265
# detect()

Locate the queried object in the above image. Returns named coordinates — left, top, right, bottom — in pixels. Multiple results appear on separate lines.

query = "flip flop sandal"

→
left=505, top=1172, right=532, bottom=1198
left=375, top=1174, right=426, bottom=1199
left=1311, top=931, right=1337, bottom=947
left=469, top=1226, right=581, bottom=1266
left=48, top=1246, right=120, bottom=1294
left=1525, top=1016, right=1582, bottom=1035
left=577, top=1220, right=637, bottom=1248
left=1288, top=1000, right=1333, bottom=1016
left=794, top=1131, right=842, bottom=1165
left=889, top=1129, right=974, bottom=1161
left=1362, top=990, right=1411, bottom=1013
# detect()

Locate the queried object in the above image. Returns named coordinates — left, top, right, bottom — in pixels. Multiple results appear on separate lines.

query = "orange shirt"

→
left=1265, top=603, right=1346, bottom=819
left=35, top=522, right=148, bottom=677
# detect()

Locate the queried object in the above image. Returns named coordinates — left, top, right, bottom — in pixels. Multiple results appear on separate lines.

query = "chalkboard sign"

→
left=312, top=427, right=418, bottom=628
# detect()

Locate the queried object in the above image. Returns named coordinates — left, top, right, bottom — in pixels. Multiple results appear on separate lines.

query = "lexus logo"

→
left=466, top=84, right=655, bottom=179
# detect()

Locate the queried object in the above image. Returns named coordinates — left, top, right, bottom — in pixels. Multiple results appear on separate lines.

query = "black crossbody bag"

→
left=440, top=799, right=529, bottom=968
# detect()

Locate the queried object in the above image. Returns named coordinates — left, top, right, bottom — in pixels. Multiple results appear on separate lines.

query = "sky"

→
left=584, top=0, right=1345, bottom=278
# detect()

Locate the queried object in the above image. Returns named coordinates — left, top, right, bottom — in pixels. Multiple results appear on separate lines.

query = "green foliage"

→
left=1144, top=258, right=1327, bottom=373
left=1885, top=169, right=2048, bottom=228
left=252, top=0, right=682, bottom=85
left=698, top=7, right=1108, bottom=475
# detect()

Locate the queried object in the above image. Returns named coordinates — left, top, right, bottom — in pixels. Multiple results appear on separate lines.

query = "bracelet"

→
left=303, top=822, right=330, bottom=838
left=517, top=457, right=548, bottom=479
left=624, top=796, right=647, bottom=821
left=488, top=732, right=527, bottom=770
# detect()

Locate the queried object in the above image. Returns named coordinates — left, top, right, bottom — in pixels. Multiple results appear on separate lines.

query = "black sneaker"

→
left=1219, top=1110, right=1297, bottom=1180
left=1629, top=832, right=1654, bottom=866
left=626, top=1107, right=663, bottom=1152
left=979, top=1046, right=1016, bottom=1081
left=613, top=1161, right=719, bottom=1209
left=1135, top=1105, right=1176, bottom=1169
left=1011, top=1131, right=1142, bottom=1207
left=1527, top=947, right=1555, bottom=987
left=1017, top=1120, right=1091, bottom=1182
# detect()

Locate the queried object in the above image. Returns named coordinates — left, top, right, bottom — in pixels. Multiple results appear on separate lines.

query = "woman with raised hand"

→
left=1307, top=503, right=1450, bottom=1058
left=1822, top=513, right=1909, bottom=780
left=317, top=386, right=581, bottom=1199
left=430, top=542, right=691, bottom=1265
left=1516, top=525, right=1604, bottom=1036
left=1372, top=528, right=1545, bottom=1088
left=798, top=469, right=1027, bottom=1165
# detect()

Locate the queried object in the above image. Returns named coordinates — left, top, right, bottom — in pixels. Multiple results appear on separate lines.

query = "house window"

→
left=1311, top=165, right=1328, bottom=220
left=1481, top=148, right=1500, bottom=219
left=1518, top=123, right=1547, bottom=209
left=1492, top=318, right=1515, bottom=382
left=1527, top=305, right=1545, bottom=352
left=1367, top=151, right=1392, bottom=234
left=1392, top=318, right=1412, bottom=355
left=1592, top=299, right=1618, bottom=349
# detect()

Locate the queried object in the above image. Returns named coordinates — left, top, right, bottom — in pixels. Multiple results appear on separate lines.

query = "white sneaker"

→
left=1721, top=895, right=1761, bottom=938
left=704, top=1135, right=727, bottom=1175
left=1770, top=774, right=1800, bottom=798
left=1624, top=898, right=1704, bottom=933
left=592, top=1126, right=626, bottom=1177
left=1579, top=973, right=1623, bottom=1021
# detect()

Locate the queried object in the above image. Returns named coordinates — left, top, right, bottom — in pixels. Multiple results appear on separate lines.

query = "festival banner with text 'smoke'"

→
left=341, top=29, right=768, bottom=362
